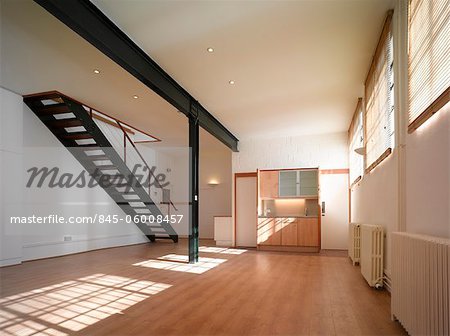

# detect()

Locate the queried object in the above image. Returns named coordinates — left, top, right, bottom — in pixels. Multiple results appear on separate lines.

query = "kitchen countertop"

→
left=258, top=215, right=318, bottom=218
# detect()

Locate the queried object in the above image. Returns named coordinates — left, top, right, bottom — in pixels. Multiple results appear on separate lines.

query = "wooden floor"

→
left=0, top=239, right=406, bottom=336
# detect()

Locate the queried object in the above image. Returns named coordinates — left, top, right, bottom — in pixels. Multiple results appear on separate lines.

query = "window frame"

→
left=363, top=10, right=395, bottom=174
left=348, top=98, right=364, bottom=187
left=407, top=0, right=450, bottom=133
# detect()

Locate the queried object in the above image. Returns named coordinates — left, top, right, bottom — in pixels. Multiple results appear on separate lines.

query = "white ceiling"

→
left=1, top=0, right=394, bottom=150
left=94, top=0, right=395, bottom=139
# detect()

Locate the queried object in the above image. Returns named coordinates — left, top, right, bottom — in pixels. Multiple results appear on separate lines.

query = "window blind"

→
left=408, top=0, right=450, bottom=132
left=348, top=98, right=364, bottom=186
left=364, top=11, right=395, bottom=172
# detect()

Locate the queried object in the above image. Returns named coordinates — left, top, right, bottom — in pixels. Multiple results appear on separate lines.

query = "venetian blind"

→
left=348, top=99, right=364, bottom=185
left=365, top=11, right=395, bottom=172
left=408, top=0, right=450, bottom=132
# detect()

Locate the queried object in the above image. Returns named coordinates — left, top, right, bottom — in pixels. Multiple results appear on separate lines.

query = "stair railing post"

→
left=123, top=131, right=126, bottom=164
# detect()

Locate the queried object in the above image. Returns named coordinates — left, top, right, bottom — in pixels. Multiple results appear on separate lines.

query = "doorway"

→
left=235, top=173, right=257, bottom=247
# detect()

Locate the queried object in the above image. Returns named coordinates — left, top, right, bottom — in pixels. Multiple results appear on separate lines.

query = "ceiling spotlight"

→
left=229, top=80, right=235, bottom=85
left=133, top=95, right=139, bottom=99
left=93, top=69, right=100, bottom=74
left=207, top=47, right=214, bottom=53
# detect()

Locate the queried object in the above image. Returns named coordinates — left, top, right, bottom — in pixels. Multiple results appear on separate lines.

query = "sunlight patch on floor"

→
left=133, top=254, right=227, bottom=274
left=199, top=246, right=247, bottom=255
left=0, top=274, right=171, bottom=335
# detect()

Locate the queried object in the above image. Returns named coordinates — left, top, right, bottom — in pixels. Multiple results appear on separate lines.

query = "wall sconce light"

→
left=208, top=179, right=220, bottom=187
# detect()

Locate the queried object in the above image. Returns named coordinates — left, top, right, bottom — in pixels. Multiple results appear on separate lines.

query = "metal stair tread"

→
left=61, top=133, right=93, bottom=140
left=47, top=119, right=83, bottom=128
left=35, top=103, right=71, bottom=115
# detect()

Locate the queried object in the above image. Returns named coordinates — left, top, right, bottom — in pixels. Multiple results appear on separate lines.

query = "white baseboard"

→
left=0, top=257, right=22, bottom=267
left=215, top=240, right=233, bottom=247
left=22, top=233, right=148, bottom=261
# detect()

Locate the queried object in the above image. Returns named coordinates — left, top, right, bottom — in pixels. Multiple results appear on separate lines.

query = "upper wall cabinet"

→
left=279, top=170, right=298, bottom=197
left=260, top=170, right=279, bottom=198
left=299, top=170, right=318, bottom=196
left=279, top=170, right=318, bottom=197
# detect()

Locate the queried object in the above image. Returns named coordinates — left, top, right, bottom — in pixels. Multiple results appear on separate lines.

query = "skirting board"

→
left=22, top=233, right=148, bottom=261
left=257, top=245, right=320, bottom=253
left=0, top=257, right=23, bottom=267
left=215, top=240, right=233, bottom=247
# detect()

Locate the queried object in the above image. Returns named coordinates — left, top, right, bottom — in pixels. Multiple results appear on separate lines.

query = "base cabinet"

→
left=281, top=218, right=298, bottom=246
left=258, top=218, right=282, bottom=246
left=257, top=217, right=320, bottom=252
left=297, top=217, right=319, bottom=247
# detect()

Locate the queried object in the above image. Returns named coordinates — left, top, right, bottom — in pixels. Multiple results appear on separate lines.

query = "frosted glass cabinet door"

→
left=279, top=170, right=297, bottom=196
left=299, top=170, right=318, bottom=196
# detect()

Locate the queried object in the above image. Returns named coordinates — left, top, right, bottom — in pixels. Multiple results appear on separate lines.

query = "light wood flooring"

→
left=0, top=240, right=407, bottom=336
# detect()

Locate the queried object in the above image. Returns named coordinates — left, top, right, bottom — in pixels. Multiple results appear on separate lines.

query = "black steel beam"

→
left=188, top=114, right=199, bottom=264
left=34, top=0, right=239, bottom=152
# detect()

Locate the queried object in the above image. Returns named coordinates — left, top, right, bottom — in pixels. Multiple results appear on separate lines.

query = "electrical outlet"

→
left=63, top=235, right=72, bottom=242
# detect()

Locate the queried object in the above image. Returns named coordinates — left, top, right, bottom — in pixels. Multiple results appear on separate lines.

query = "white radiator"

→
left=360, top=224, right=384, bottom=287
left=348, top=223, right=361, bottom=265
left=392, top=232, right=450, bottom=336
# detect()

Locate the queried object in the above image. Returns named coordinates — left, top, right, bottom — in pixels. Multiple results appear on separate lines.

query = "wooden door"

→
left=235, top=173, right=257, bottom=247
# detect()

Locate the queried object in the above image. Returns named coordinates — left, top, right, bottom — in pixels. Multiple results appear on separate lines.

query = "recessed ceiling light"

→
left=133, top=95, right=139, bottom=99
left=229, top=80, right=235, bottom=85
left=93, top=69, right=100, bottom=74
left=207, top=47, right=214, bottom=53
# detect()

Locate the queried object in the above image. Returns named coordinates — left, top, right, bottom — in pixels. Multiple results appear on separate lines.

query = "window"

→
left=348, top=98, right=364, bottom=186
left=408, top=0, right=450, bottom=132
left=364, top=11, right=395, bottom=173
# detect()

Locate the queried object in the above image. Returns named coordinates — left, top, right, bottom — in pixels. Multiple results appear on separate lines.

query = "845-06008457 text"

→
left=10, top=214, right=184, bottom=224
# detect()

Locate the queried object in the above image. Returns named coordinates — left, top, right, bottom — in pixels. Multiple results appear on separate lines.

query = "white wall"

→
left=134, top=141, right=232, bottom=240
left=405, top=103, right=450, bottom=238
left=350, top=103, right=450, bottom=275
left=0, top=88, right=24, bottom=266
left=156, top=147, right=189, bottom=237
left=233, top=132, right=348, bottom=172
left=232, top=132, right=349, bottom=249
left=350, top=151, right=398, bottom=273
left=199, top=148, right=232, bottom=239
left=135, top=144, right=189, bottom=236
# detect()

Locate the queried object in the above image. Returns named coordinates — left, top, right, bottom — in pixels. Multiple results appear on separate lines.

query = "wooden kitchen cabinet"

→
left=257, top=167, right=320, bottom=253
left=260, top=170, right=279, bottom=198
left=281, top=218, right=298, bottom=246
left=297, top=217, right=319, bottom=246
left=257, top=216, right=320, bottom=252
left=258, top=218, right=282, bottom=245
left=278, top=169, right=318, bottom=197
left=299, top=170, right=318, bottom=197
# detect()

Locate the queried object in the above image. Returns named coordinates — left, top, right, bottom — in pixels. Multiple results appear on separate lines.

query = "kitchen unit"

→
left=258, top=168, right=320, bottom=252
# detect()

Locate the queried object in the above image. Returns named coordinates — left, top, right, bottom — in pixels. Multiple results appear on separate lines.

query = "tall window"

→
left=348, top=98, right=364, bottom=186
left=364, top=11, right=395, bottom=173
left=408, top=0, right=450, bottom=132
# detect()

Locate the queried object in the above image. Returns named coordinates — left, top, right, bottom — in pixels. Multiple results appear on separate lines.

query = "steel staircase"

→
left=24, top=91, right=178, bottom=243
